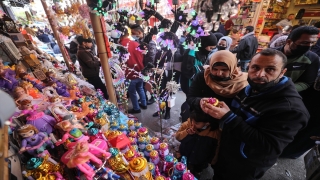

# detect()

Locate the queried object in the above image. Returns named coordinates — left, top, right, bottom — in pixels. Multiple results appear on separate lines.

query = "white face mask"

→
left=131, top=35, right=139, bottom=40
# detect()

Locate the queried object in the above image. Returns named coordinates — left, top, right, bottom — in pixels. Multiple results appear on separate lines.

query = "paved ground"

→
left=130, top=91, right=307, bottom=180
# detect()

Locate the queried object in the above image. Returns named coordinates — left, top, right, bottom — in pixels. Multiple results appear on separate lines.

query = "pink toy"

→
left=55, top=128, right=87, bottom=148
left=183, top=170, right=196, bottom=180
left=63, top=140, right=111, bottom=180
left=207, top=97, right=219, bottom=107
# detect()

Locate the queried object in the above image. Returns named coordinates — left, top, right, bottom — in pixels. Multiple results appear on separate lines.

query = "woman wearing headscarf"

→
left=207, top=36, right=233, bottom=62
left=186, top=50, right=248, bottom=172
left=187, top=50, right=248, bottom=117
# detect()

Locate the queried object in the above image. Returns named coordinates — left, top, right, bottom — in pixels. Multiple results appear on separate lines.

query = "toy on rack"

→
left=17, top=124, right=55, bottom=156
left=19, top=81, right=43, bottom=99
left=0, top=59, right=19, bottom=92
left=124, top=148, right=138, bottom=162
left=48, top=96, right=73, bottom=121
left=46, top=81, right=70, bottom=97
left=45, top=71, right=68, bottom=91
left=19, top=99, right=56, bottom=135
left=107, top=148, right=129, bottom=175
left=72, top=97, right=92, bottom=120
left=85, top=122, right=105, bottom=142
left=151, top=137, right=160, bottom=150
left=22, top=155, right=64, bottom=180
left=150, top=150, right=160, bottom=165
left=13, top=86, right=33, bottom=107
left=65, top=140, right=111, bottom=180
left=19, top=73, right=45, bottom=91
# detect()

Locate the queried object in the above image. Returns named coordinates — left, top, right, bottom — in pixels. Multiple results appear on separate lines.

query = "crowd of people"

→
left=17, top=15, right=320, bottom=179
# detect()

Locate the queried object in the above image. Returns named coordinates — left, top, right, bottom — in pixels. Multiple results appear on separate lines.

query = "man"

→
left=269, top=25, right=292, bottom=47
left=130, top=24, right=157, bottom=105
left=276, top=14, right=294, bottom=34
left=230, top=26, right=258, bottom=72
left=120, top=27, right=147, bottom=114
left=37, top=30, right=52, bottom=49
left=274, top=26, right=320, bottom=158
left=311, top=22, right=320, bottom=57
left=77, top=36, right=109, bottom=100
left=203, top=48, right=309, bottom=179
left=224, top=16, right=234, bottom=35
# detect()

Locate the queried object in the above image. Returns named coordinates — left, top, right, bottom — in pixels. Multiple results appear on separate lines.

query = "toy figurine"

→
left=19, top=81, right=43, bottom=99
left=19, top=99, right=56, bottom=135
left=127, top=119, right=135, bottom=130
left=171, top=162, right=187, bottom=179
left=0, top=59, right=19, bottom=91
left=150, top=150, right=160, bottom=165
left=13, top=86, right=33, bottom=107
left=47, top=81, right=70, bottom=97
left=45, top=71, right=68, bottom=91
left=49, top=96, right=72, bottom=121
left=66, top=140, right=111, bottom=180
left=18, top=124, right=54, bottom=156
left=138, top=137, right=148, bottom=151
left=72, top=98, right=92, bottom=120
left=129, top=157, right=153, bottom=180
left=119, top=124, right=128, bottom=135
left=55, top=128, right=87, bottom=148
left=144, top=144, right=154, bottom=159
left=151, top=137, right=160, bottom=150
left=182, top=170, right=197, bottom=180
left=135, top=122, right=142, bottom=130
left=108, top=148, right=129, bottom=174
left=22, top=155, right=64, bottom=180
left=19, top=73, right=44, bottom=91
left=159, top=142, right=169, bottom=159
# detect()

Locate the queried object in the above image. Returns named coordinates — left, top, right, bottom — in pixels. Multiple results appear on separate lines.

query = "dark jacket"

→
left=181, top=49, right=207, bottom=79
left=231, top=33, right=258, bottom=60
left=176, top=119, right=220, bottom=169
left=187, top=71, right=234, bottom=129
left=275, top=46, right=320, bottom=92
left=311, top=35, right=320, bottom=57
left=143, top=40, right=157, bottom=66
left=77, top=46, right=101, bottom=77
left=215, top=77, right=309, bottom=179
left=37, top=33, right=51, bottom=43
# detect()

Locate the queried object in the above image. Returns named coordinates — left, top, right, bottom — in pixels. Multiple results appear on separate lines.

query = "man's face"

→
left=85, top=42, right=93, bottom=48
left=131, top=29, right=143, bottom=39
left=286, top=34, right=318, bottom=55
left=248, top=54, right=286, bottom=84
left=242, top=28, right=247, bottom=35
left=288, top=15, right=295, bottom=21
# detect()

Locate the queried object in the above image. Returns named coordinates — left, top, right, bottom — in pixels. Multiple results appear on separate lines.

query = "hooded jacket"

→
left=231, top=32, right=258, bottom=60
left=77, top=46, right=101, bottom=77
left=215, top=77, right=309, bottom=179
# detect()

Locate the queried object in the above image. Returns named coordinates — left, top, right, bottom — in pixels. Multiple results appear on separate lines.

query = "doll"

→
left=66, top=140, right=111, bottom=180
left=47, top=81, right=70, bottom=97
left=19, top=99, right=56, bottom=135
left=48, top=96, right=73, bottom=121
left=45, top=71, right=68, bottom=91
left=20, top=81, right=43, bottom=99
left=13, top=86, right=33, bottom=107
left=0, top=59, right=19, bottom=91
left=18, top=124, right=54, bottom=156
left=19, top=72, right=44, bottom=91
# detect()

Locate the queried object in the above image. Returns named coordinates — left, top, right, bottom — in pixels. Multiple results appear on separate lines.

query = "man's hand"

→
left=203, top=101, right=230, bottom=119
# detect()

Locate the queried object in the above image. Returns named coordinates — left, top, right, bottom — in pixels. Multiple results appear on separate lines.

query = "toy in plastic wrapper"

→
left=129, top=157, right=153, bottom=180
left=138, top=137, right=148, bottom=151
left=144, top=144, right=154, bottom=159
left=171, top=162, right=187, bottom=179
left=159, top=142, right=169, bottom=159
left=22, top=155, right=64, bottom=180
left=18, top=124, right=55, bottom=156
left=124, top=148, right=138, bottom=162
left=108, top=148, right=130, bottom=176
left=151, top=137, right=160, bottom=150
left=150, top=150, right=160, bottom=165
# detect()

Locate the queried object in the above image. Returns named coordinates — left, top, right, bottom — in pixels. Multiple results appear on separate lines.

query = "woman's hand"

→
left=200, top=98, right=209, bottom=112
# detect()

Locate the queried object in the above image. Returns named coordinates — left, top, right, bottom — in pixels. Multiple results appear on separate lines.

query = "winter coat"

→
left=275, top=46, right=320, bottom=92
left=181, top=49, right=207, bottom=80
left=231, top=32, right=258, bottom=60
left=216, top=77, right=309, bottom=179
left=77, top=46, right=101, bottom=77
left=176, top=119, right=220, bottom=167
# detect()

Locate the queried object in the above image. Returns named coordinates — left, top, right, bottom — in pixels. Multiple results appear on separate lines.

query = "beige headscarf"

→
left=204, top=50, right=248, bottom=98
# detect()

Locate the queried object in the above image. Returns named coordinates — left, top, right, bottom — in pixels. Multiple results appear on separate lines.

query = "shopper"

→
left=224, top=17, right=234, bottom=35
left=120, top=27, right=147, bottom=114
left=269, top=25, right=292, bottom=46
left=276, top=14, right=294, bottom=34
left=77, top=36, right=109, bottom=100
left=230, top=26, right=258, bottom=72
left=175, top=110, right=220, bottom=178
left=204, top=48, right=309, bottom=179
left=274, top=26, right=320, bottom=159
left=37, top=30, right=52, bottom=50
left=130, top=24, right=157, bottom=105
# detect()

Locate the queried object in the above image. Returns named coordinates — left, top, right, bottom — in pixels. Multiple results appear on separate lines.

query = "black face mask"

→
left=289, top=44, right=311, bottom=57
left=210, top=74, right=231, bottom=81
left=247, top=74, right=282, bottom=93
left=217, top=45, right=227, bottom=51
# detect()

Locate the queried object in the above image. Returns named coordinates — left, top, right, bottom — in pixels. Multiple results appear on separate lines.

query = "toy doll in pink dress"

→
left=19, top=99, right=57, bottom=135
left=18, top=124, right=54, bottom=156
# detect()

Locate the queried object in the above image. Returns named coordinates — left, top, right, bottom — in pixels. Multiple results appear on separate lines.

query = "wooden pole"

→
left=40, top=0, right=73, bottom=72
left=88, top=11, right=117, bottom=105
left=0, top=126, right=9, bottom=180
